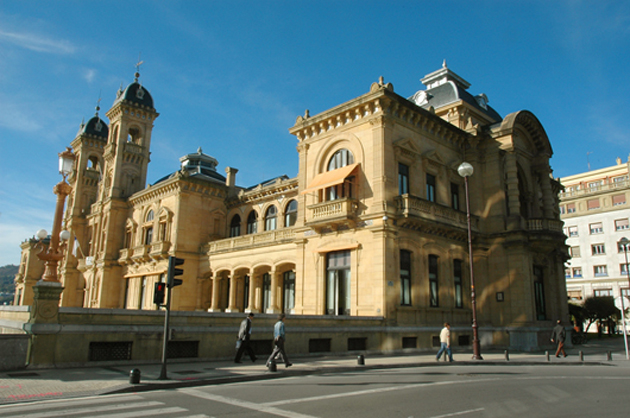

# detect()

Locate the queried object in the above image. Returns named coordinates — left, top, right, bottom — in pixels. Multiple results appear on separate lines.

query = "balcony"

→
left=394, top=194, right=474, bottom=230
left=527, top=219, right=564, bottom=233
left=130, top=244, right=150, bottom=262
left=560, top=178, right=629, bottom=199
left=205, top=228, right=296, bottom=254
left=305, top=198, right=359, bottom=232
left=149, top=241, right=171, bottom=259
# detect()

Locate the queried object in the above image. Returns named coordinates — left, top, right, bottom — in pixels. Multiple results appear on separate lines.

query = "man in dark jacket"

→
left=234, top=313, right=257, bottom=363
left=551, top=319, right=567, bottom=358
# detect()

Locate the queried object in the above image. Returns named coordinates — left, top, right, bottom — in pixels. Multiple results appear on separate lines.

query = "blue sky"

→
left=1, top=0, right=629, bottom=266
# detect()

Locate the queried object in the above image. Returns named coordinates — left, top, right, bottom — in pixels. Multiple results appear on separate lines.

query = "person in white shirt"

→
left=436, top=322, right=453, bottom=362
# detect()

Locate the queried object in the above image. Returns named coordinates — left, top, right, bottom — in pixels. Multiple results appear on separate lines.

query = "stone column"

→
left=248, top=273, right=258, bottom=313
left=208, top=275, right=222, bottom=312
left=539, top=169, right=554, bottom=218
left=226, top=273, right=239, bottom=312
left=28, top=282, right=64, bottom=324
left=267, top=269, right=281, bottom=314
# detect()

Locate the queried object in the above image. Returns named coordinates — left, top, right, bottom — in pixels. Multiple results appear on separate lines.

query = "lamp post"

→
left=35, top=147, right=75, bottom=283
left=619, top=237, right=630, bottom=359
left=458, top=162, right=483, bottom=360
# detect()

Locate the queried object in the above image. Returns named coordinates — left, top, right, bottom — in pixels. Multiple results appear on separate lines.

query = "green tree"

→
left=582, top=296, right=620, bottom=333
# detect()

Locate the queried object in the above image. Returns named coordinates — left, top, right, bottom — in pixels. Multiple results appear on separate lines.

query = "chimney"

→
left=225, top=167, right=238, bottom=188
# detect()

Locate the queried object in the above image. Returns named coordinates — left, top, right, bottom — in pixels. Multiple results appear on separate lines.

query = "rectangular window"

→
left=621, top=264, right=629, bottom=276
left=144, top=227, right=153, bottom=245
left=566, top=203, right=576, bottom=213
left=594, top=289, right=613, bottom=297
left=612, top=194, right=626, bottom=206
left=594, top=265, right=608, bottom=277
left=568, top=226, right=578, bottom=237
left=565, top=268, right=571, bottom=278
left=398, top=163, right=409, bottom=195
left=426, top=174, right=436, bottom=203
left=429, top=255, right=439, bottom=307
left=451, top=183, right=460, bottom=211
left=589, top=222, right=603, bottom=234
left=588, top=181, right=602, bottom=191
left=400, top=250, right=411, bottom=306
left=139, top=277, right=147, bottom=309
left=262, top=274, right=271, bottom=311
left=567, top=290, right=583, bottom=301
left=559, top=205, right=565, bottom=215
left=587, top=198, right=600, bottom=210
left=591, top=244, right=606, bottom=255
left=283, top=271, right=296, bottom=313
left=615, top=219, right=629, bottom=231
left=622, top=288, right=630, bottom=298
left=619, top=242, right=630, bottom=253
left=533, top=266, right=546, bottom=320
left=569, top=246, right=581, bottom=258
left=454, top=259, right=463, bottom=308
left=326, top=251, right=351, bottom=316
left=572, top=267, right=582, bottom=278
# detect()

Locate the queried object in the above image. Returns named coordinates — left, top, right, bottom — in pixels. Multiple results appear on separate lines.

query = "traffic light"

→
left=167, top=256, right=185, bottom=288
left=153, top=282, right=166, bottom=305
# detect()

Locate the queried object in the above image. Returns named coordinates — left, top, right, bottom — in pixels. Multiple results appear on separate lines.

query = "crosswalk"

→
left=0, top=394, right=213, bottom=418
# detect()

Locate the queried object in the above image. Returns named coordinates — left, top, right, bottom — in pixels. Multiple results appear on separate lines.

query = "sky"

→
left=1, top=0, right=629, bottom=267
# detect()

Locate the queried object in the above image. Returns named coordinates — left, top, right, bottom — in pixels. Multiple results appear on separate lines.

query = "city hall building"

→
left=13, top=63, right=567, bottom=360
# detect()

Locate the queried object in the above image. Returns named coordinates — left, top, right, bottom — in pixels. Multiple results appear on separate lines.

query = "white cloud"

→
left=84, top=69, right=96, bottom=83
left=0, top=29, right=75, bottom=54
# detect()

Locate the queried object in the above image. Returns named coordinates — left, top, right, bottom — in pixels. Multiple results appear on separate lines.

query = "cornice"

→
left=227, top=178, right=299, bottom=208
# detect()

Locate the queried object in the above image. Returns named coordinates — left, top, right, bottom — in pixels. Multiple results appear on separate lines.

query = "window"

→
left=621, top=264, right=629, bottom=276
left=565, top=268, right=571, bottom=278
left=326, top=251, right=351, bottom=315
left=533, top=266, right=546, bottom=320
left=567, top=226, right=578, bottom=237
left=429, top=255, right=439, bottom=307
left=454, top=259, right=463, bottom=308
left=619, top=242, right=630, bottom=253
left=572, top=267, right=582, bottom=278
left=594, top=265, right=608, bottom=277
left=265, top=205, right=277, bottom=231
left=284, top=200, right=298, bottom=227
left=139, top=277, right=147, bottom=310
left=283, top=271, right=296, bottom=313
left=146, top=210, right=154, bottom=222
left=559, top=205, right=565, bottom=215
left=451, top=183, right=460, bottom=211
left=612, top=194, right=626, bottom=206
left=591, top=244, right=605, bottom=255
left=144, top=227, right=153, bottom=245
left=328, top=149, right=354, bottom=170
left=594, top=289, right=612, bottom=297
left=567, top=290, right=583, bottom=301
left=426, top=174, right=436, bottom=202
left=587, top=199, right=600, bottom=210
left=622, top=288, right=630, bottom=298
left=246, top=211, right=258, bottom=234
left=229, top=215, right=241, bottom=237
left=398, top=163, right=409, bottom=195
left=243, top=275, right=250, bottom=310
left=615, top=219, right=629, bottom=231
left=566, top=203, right=576, bottom=213
left=569, top=246, right=581, bottom=258
left=325, top=149, right=355, bottom=201
left=125, top=228, right=133, bottom=248
left=588, top=181, right=602, bottom=191
left=400, top=250, right=411, bottom=306
left=262, top=273, right=271, bottom=312
left=589, top=222, right=603, bottom=234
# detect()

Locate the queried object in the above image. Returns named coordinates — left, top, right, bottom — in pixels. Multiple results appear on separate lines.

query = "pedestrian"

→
left=266, top=313, right=292, bottom=368
left=550, top=319, right=567, bottom=358
left=435, top=322, right=453, bottom=362
left=234, top=313, right=257, bottom=363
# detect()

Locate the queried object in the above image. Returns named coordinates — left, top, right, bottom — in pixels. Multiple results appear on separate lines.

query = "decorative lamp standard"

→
left=35, top=147, right=76, bottom=283
left=458, top=162, right=483, bottom=360
left=619, top=237, right=630, bottom=359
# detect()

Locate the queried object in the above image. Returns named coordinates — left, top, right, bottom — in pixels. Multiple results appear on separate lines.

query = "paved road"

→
left=1, top=363, right=629, bottom=417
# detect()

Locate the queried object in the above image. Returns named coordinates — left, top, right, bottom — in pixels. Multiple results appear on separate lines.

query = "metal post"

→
left=463, top=173, right=482, bottom=360
left=158, top=283, right=172, bottom=380
left=620, top=238, right=630, bottom=360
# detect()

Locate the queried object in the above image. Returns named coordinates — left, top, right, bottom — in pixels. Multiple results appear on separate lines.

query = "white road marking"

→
left=0, top=395, right=144, bottom=413
left=2, top=401, right=164, bottom=418
left=182, top=388, right=320, bottom=418
left=426, top=408, right=485, bottom=418
left=90, top=407, right=188, bottom=418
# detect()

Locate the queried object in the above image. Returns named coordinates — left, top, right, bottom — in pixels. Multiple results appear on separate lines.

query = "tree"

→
left=582, top=296, right=620, bottom=333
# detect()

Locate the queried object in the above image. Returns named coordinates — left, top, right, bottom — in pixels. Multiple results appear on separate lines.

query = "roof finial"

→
left=95, top=92, right=102, bottom=115
left=197, top=146, right=203, bottom=154
left=443, top=59, right=447, bottom=68
left=135, top=52, right=143, bottom=82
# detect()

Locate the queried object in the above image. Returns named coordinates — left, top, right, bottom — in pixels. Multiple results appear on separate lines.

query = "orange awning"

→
left=301, top=163, right=359, bottom=195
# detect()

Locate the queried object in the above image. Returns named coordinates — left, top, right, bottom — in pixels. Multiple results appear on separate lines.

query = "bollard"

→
left=579, top=351, right=584, bottom=362
left=129, top=368, right=141, bottom=384
left=607, top=351, right=612, bottom=361
left=357, top=354, right=365, bottom=365
left=268, top=359, right=277, bottom=372
left=504, top=350, right=509, bottom=361
left=545, top=351, right=550, bottom=362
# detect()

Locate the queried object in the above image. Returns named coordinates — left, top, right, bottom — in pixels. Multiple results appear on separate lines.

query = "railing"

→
left=305, top=198, right=358, bottom=229
left=560, top=178, right=629, bottom=199
left=527, top=219, right=564, bottom=232
left=394, top=195, right=474, bottom=229
left=206, top=229, right=296, bottom=254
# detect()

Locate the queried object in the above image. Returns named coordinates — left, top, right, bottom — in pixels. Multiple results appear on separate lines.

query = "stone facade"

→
left=14, top=63, right=567, bottom=352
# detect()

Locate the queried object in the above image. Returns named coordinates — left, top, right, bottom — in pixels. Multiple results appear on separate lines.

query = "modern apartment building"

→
left=560, top=158, right=630, bottom=304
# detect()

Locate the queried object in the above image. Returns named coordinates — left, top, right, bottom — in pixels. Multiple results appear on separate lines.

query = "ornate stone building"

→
left=15, top=63, right=567, bottom=350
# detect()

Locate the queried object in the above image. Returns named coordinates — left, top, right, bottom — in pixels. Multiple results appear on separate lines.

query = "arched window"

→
left=265, top=205, right=277, bottom=231
left=328, top=149, right=354, bottom=171
left=146, top=210, right=154, bottom=222
left=326, top=149, right=355, bottom=201
left=284, top=200, right=298, bottom=227
left=229, top=214, right=241, bottom=237
left=144, top=210, right=154, bottom=245
left=247, top=210, right=258, bottom=234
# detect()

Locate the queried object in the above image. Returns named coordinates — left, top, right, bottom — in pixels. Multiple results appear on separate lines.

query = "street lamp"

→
left=35, top=147, right=75, bottom=283
left=458, top=162, right=483, bottom=360
left=619, top=237, right=630, bottom=359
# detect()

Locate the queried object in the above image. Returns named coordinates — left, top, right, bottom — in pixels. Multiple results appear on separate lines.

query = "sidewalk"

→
left=1, top=337, right=628, bottom=406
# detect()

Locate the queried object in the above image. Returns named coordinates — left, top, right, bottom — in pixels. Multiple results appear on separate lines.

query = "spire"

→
left=134, top=53, right=143, bottom=83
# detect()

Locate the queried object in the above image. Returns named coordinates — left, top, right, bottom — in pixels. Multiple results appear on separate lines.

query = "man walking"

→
left=266, top=313, right=292, bottom=368
left=234, top=313, right=257, bottom=363
left=551, top=319, right=567, bottom=358
left=436, top=322, right=453, bottom=362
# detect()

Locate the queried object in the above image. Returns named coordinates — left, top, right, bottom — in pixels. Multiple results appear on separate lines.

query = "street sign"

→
left=614, top=296, right=630, bottom=312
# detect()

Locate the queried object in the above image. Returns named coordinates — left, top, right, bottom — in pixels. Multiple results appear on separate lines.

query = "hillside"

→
left=0, top=264, right=17, bottom=304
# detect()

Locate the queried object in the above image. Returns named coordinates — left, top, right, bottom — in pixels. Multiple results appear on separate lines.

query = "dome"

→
left=113, top=72, right=154, bottom=109
left=77, top=114, right=109, bottom=139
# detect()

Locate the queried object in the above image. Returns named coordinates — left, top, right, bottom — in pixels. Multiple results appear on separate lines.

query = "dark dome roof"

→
left=77, top=115, right=109, bottom=139
left=114, top=79, right=154, bottom=109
